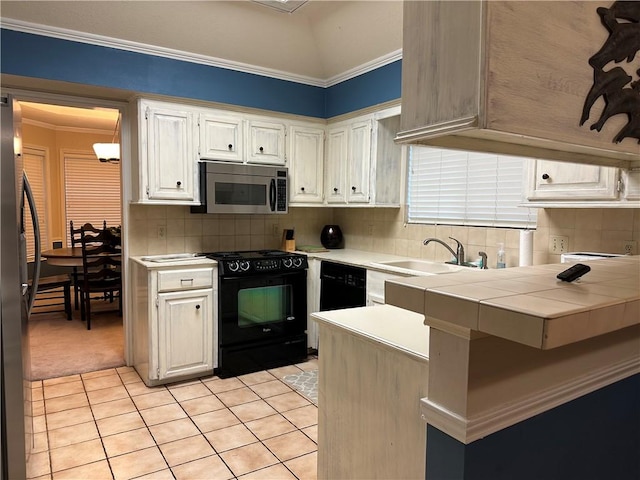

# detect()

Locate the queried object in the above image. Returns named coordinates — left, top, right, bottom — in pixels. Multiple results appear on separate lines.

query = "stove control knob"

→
left=283, top=258, right=293, bottom=268
left=228, top=261, right=239, bottom=272
left=239, top=261, right=251, bottom=272
left=293, top=257, right=303, bottom=268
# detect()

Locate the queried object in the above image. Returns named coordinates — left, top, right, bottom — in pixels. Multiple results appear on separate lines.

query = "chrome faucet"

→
left=423, top=237, right=465, bottom=265
left=478, top=251, right=488, bottom=269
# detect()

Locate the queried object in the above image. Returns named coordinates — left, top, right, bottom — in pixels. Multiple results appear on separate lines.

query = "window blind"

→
left=23, top=147, right=49, bottom=261
left=408, top=146, right=537, bottom=228
left=64, top=153, right=121, bottom=246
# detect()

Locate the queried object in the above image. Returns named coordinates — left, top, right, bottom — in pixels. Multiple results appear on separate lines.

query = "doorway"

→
left=18, top=97, right=128, bottom=380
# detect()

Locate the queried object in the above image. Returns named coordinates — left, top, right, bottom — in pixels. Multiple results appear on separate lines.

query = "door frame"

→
left=2, top=87, right=133, bottom=364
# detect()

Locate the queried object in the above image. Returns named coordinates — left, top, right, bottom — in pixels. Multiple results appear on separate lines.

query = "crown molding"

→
left=22, top=117, right=113, bottom=135
left=1, top=18, right=402, bottom=89
left=324, top=49, right=403, bottom=87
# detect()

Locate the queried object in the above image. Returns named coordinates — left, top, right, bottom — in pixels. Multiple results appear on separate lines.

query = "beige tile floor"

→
left=27, top=360, right=319, bottom=480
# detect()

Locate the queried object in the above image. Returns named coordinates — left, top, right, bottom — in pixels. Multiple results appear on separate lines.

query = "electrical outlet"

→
left=549, top=235, right=568, bottom=254
left=367, top=224, right=374, bottom=236
left=623, top=241, right=637, bottom=255
left=157, top=226, right=166, bottom=239
left=272, top=224, right=280, bottom=236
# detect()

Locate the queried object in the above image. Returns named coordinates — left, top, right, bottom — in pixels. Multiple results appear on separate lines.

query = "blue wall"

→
left=426, top=373, right=640, bottom=480
left=0, top=29, right=401, bottom=118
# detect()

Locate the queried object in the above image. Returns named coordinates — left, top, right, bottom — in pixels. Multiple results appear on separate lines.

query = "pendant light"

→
left=93, top=113, right=120, bottom=163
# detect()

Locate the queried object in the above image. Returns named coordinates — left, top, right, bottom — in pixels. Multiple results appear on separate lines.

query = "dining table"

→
left=41, top=247, right=85, bottom=267
left=41, top=246, right=121, bottom=267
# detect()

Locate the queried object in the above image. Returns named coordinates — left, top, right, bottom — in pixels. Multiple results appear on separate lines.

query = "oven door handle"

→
left=269, top=178, right=276, bottom=212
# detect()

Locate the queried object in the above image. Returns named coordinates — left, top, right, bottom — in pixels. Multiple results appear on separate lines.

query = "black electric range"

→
left=203, top=249, right=308, bottom=277
left=203, top=249, right=308, bottom=377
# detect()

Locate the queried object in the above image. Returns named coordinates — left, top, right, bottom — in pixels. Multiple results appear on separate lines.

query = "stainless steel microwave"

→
left=192, top=161, right=288, bottom=215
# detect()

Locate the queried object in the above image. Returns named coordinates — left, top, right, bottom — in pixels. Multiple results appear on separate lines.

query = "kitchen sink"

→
left=369, top=259, right=463, bottom=275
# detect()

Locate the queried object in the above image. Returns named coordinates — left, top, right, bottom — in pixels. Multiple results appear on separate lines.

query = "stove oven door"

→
left=219, top=270, right=307, bottom=346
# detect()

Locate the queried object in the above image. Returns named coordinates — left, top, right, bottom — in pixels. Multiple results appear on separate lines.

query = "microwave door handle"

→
left=269, top=178, right=276, bottom=212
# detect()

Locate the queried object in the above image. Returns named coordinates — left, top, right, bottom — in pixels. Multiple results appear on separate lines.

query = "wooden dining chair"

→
left=78, top=226, right=122, bottom=330
left=70, top=220, right=106, bottom=310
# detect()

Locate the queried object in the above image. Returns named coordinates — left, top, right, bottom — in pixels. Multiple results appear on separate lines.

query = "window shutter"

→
left=23, top=147, right=48, bottom=261
left=64, top=153, right=121, bottom=245
left=408, top=146, right=537, bottom=228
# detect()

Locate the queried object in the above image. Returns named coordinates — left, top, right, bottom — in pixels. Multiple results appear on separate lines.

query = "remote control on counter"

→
left=556, top=263, right=591, bottom=282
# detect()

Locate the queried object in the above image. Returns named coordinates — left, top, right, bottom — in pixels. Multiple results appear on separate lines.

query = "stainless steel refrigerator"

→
left=1, top=94, right=38, bottom=479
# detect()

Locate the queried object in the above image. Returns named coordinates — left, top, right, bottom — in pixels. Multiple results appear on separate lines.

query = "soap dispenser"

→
left=496, top=243, right=506, bottom=269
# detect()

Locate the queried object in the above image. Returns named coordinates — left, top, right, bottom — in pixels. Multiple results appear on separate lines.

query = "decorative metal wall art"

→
left=580, top=1, right=640, bottom=144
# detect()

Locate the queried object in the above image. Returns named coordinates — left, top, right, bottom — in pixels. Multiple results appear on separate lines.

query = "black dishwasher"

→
left=319, top=261, right=366, bottom=311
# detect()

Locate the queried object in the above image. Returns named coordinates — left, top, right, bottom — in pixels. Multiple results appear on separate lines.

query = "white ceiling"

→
left=19, top=102, right=120, bottom=131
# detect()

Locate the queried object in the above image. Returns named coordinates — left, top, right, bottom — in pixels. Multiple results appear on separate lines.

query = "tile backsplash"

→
left=334, top=207, right=640, bottom=267
left=128, top=204, right=639, bottom=267
left=128, top=205, right=333, bottom=256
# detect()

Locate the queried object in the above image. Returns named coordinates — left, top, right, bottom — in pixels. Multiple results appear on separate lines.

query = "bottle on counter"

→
left=496, top=243, right=506, bottom=269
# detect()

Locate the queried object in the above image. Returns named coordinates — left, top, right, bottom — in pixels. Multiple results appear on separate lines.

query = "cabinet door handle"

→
left=180, top=278, right=194, bottom=286
left=301, top=187, right=305, bottom=192
left=352, top=186, right=356, bottom=191
left=176, top=181, right=182, bottom=187
left=228, top=144, right=233, bottom=150
left=259, top=146, right=264, bottom=153
left=542, top=174, right=550, bottom=180
left=333, top=187, right=338, bottom=192
left=195, top=304, right=200, bottom=310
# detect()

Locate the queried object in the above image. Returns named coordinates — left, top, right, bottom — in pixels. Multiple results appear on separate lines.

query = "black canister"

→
left=320, top=225, right=344, bottom=249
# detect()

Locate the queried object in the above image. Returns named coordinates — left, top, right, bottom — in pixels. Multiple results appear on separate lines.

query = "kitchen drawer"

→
left=157, top=268, right=213, bottom=292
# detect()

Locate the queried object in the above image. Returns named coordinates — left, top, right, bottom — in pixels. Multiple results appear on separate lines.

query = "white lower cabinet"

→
left=131, top=258, right=217, bottom=386
left=366, top=269, right=407, bottom=306
left=157, top=289, right=214, bottom=381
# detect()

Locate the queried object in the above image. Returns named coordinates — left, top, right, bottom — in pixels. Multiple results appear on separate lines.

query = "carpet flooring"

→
left=28, top=301, right=125, bottom=380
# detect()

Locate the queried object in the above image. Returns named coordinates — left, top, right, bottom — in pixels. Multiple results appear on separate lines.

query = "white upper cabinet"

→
left=623, top=170, right=640, bottom=202
left=289, top=124, right=324, bottom=204
left=199, top=113, right=244, bottom=162
left=247, top=119, right=286, bottom=165
left=325, top=126, right=349, bottom=204
left=371, top=114, right=403, bottom=206
left=135, top=99, right=199, bottom=204
left=346, top=119, right=372, bottom=203
left=523, top=159, right=639, bottom=207
left=325, top=118, right=372, bottom=204
left=131, top=97, right=402, bottom=208
left=526, top=160, right=619, bottom=201
left=398, top=1, right=639, bottom=169
left=324, top=106, right=402, bottom=207
left=199, top=111, right=285, bottom=165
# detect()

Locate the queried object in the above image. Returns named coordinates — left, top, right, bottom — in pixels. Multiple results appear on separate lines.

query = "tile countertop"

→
left=299, top=248, right=463, bottom=276
left=385, top=256, right=640, bottom=350
left=301, top=248, right=416, bottom=266
left=131, top=254, right=217, bottom=269
left=131, top=249, right=458, bottom=276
